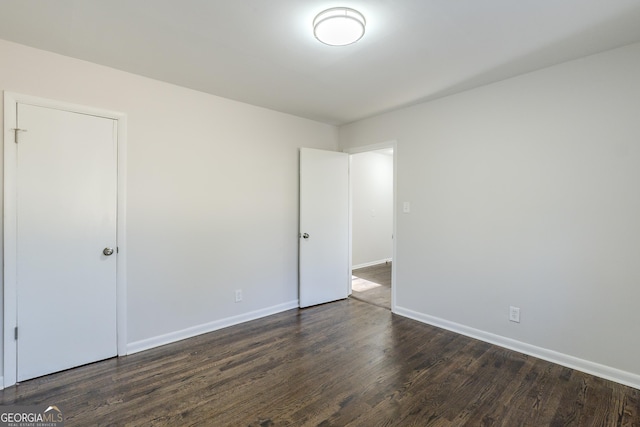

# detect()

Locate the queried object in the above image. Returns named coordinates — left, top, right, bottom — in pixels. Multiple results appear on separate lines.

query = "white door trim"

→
left=2, top=92, right=128, bottom=388
left=343, top=140, right=397, bottom=312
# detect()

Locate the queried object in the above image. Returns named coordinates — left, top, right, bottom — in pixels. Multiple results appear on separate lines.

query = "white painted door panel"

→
left=16, top=103, right=117, bottom=381
left=299, top=148, right=349, bottom=308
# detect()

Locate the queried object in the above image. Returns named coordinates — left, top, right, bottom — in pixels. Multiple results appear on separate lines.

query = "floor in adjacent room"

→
left=351, top=262, right=391, bottom=309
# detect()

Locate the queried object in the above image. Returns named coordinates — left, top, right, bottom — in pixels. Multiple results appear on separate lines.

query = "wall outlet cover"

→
left=509, top=306, right=520, bottom=323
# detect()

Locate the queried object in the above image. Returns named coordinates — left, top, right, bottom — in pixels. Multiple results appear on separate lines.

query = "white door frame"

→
left=343, top=140, right=397, bottom=312
left=3, top=92, right=128, bottom=388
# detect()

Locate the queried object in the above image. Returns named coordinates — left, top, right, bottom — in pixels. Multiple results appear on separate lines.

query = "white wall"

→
left=339, top=42, right=640, bottom=388
left=0, top=39, right=338, bottom=365
left=351, top=151, right=393, bottom=268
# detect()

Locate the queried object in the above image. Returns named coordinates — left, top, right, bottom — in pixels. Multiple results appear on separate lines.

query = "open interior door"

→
left=299, top=148, right=350, bottom=308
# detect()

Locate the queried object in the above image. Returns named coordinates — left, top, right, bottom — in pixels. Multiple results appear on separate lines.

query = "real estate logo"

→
left=0, top=405, right=63, bottom=427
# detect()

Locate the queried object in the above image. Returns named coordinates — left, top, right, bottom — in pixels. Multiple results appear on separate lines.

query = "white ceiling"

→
left=1, top=0, right=640, bottom=125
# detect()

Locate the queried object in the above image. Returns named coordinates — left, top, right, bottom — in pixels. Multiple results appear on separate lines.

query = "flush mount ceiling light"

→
left=313, top=7, right=366, bottom=46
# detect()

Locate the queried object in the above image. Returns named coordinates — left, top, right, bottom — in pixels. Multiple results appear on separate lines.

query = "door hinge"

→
left=12, top=128, right=27, bottom=144
left=14, top=327, right=18, bottom=340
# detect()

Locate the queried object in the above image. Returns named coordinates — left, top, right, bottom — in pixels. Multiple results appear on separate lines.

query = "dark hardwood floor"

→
left=351, top=262, right=391, bottom=309
left=1, top=299, right=638, bottom=426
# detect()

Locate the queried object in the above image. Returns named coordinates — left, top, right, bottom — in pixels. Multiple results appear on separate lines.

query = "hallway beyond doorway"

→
left=350, top=262, right=391, bottom=309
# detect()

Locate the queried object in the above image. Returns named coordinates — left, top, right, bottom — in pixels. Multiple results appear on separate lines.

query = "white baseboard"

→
left=394, top=305, right=640, bottom=390
left=0, top=376, right=4, bottom=390
left=127, top=300, right=299, bottom=355
left=352, top=258, right=392, bottom=270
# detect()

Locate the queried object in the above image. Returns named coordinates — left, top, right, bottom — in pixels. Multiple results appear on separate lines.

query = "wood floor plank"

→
left=1, top=298, right=638, bottom=426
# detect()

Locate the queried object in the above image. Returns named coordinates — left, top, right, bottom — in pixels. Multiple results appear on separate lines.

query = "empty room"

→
left=0, top=1, right=639, bottom=425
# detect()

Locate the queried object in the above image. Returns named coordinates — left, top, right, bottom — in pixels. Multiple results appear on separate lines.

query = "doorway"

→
left=347, top=143, right=396, bottom=310
left=3, top=92, right=128, bottom=387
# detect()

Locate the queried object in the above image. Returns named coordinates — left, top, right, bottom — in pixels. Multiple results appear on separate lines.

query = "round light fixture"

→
left=313, top=7, right=366, bottom=46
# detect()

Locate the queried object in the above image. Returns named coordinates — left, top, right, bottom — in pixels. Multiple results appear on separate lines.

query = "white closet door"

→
left=16, top=103, right=117, bottom=381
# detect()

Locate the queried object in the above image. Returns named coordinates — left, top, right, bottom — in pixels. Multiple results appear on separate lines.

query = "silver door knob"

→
left=302, top=233, right=309, bottom=239
left=103, top=247, right=114, bottom=256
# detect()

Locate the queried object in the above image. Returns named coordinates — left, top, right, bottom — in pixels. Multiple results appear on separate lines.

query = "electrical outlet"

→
left=235, top=289, right=243, bottom=303
left=509, top=306, right=520, bottom=323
